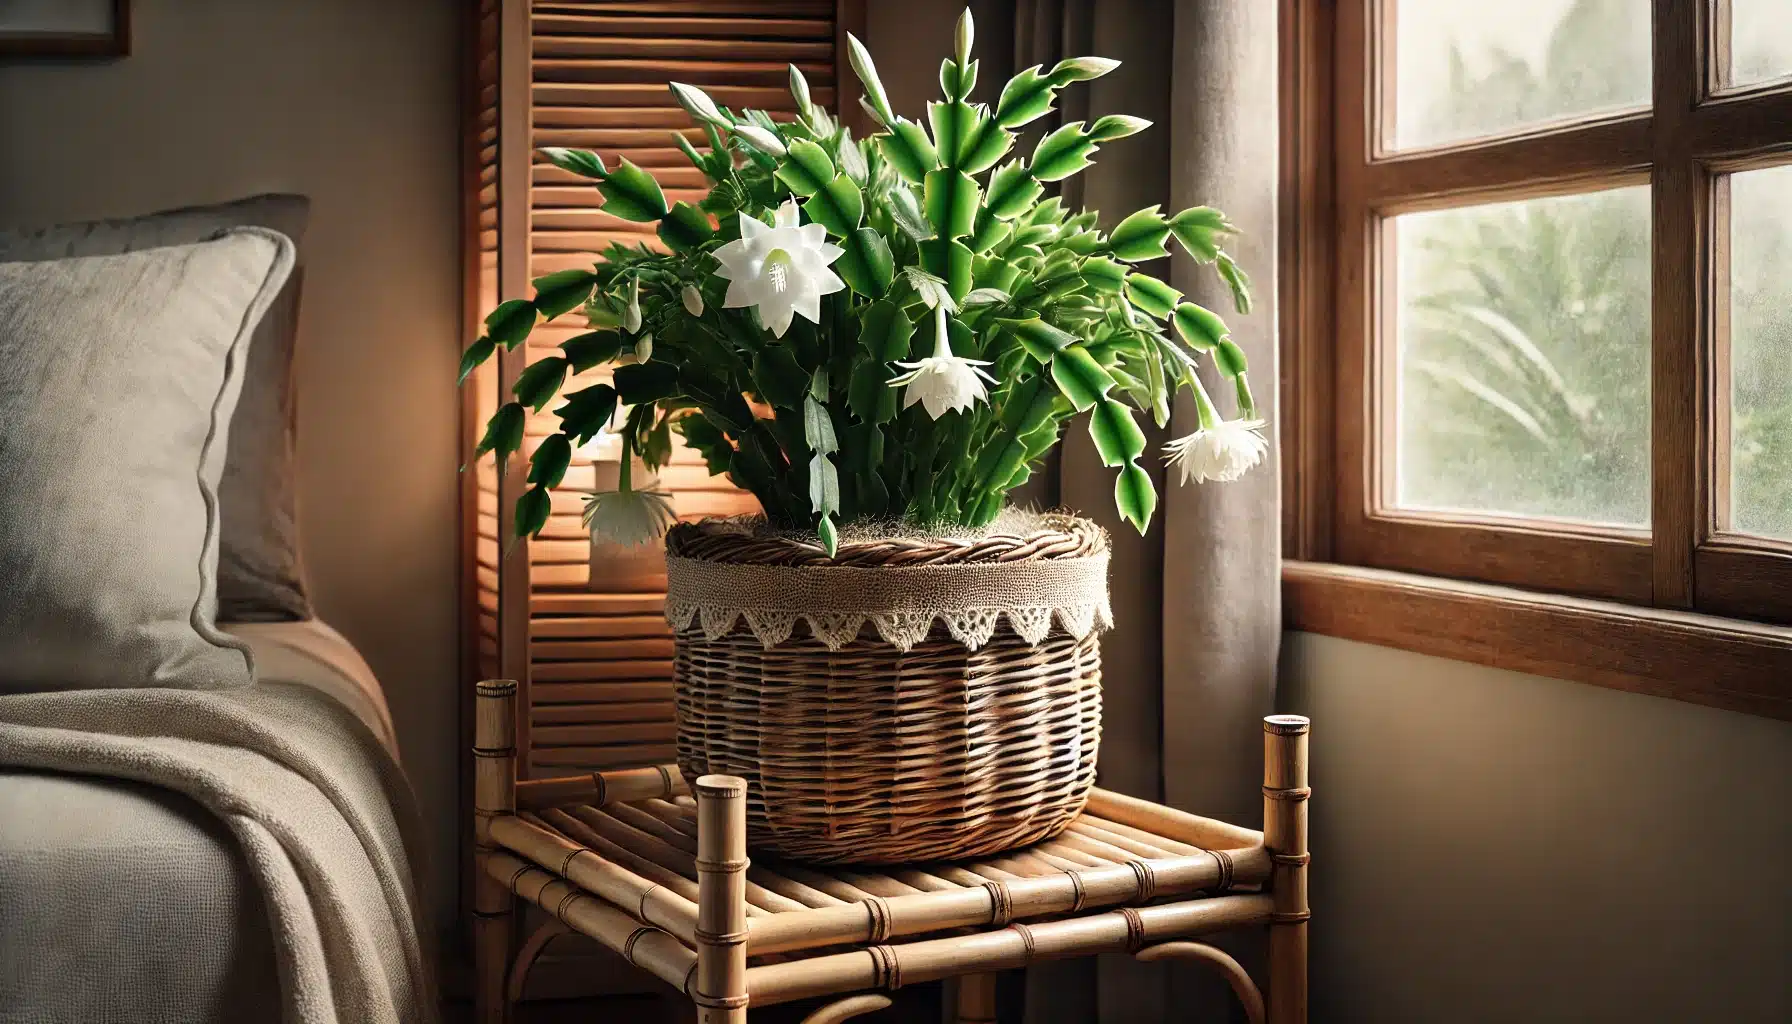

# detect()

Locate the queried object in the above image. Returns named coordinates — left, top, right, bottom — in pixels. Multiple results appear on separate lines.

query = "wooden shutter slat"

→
left=532, top=251, right=638, bottom=275
left=533, top=14, right=833, bottom=39
left=531, top=593, right=666, bottom=616
left=535, top=185, right=708, bottom=208
left=534, top=162, right=710, bottom=186
left=532, top=682, right=672, bottom=705
left=534, top=638, right=677, bottom=661
left=534, top=229, right=658, bottom=252
left=535, top=2, right=833, bottom=17
left=532, top=660, right=675, bottom=682
left=533, top=615, right=667, bottom=639
left=530, top=746, right=678, bottom=771
left=531, top=722, right=677, bottom=746
left=534, top=125, right=706, bottom=148
left=534, top=105, right=696, bottom=129
left=535, top=35, right=832, bottom=62
left=533, top=701, right=670, bottom=724
left=533, top=57, right=828, bottom=86
left=534, top=82, right=834, bottom=108
left=534, top=146, right=694, bottom=169
left=534, top=204, right=708, bottom=227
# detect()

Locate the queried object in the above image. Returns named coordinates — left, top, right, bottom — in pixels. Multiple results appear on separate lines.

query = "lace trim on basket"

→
left=664, top=554, right=1113, bottom=653
left=667, top=601, right=1114, bottom=652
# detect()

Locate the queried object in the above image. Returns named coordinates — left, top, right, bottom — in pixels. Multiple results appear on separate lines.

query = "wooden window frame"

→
left=1280, top=0, right=1792, bottom=720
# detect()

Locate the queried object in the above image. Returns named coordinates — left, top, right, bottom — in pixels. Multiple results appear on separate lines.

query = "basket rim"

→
left=665, top=512, right=1109, bottom=568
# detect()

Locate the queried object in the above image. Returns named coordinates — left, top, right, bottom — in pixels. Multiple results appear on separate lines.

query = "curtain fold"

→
left=979, top=1, right=1281, bottom=1020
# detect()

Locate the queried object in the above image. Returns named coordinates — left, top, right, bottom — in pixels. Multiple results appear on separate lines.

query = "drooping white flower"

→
left=681, top=284, right=704, bottom=316
left=886, top=305, right=996, bottom=420
left=711, top=200, right=846, bottom=338
left=582, top=487, right=676, bottom=548
left=1164, top=418, right=1268, bottom=484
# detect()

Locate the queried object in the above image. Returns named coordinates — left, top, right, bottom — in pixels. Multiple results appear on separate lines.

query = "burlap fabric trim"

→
left=664, top=552, right=1113, bottom=652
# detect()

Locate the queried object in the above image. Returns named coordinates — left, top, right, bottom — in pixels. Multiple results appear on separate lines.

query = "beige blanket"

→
left=0, top=683, right=436, bottom=1023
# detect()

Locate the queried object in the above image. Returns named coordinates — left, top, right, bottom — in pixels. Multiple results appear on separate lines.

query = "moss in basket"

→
left=461, top=8, right=1262, bottom=557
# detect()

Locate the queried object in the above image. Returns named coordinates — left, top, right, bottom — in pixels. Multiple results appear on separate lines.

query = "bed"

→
left=0, top=198, right=432, bottom=1022
left=0, top=620, right=410, bottom=1023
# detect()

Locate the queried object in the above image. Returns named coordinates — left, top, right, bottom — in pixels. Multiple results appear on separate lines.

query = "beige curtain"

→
left=975, top=1, right=1281, bottom=1020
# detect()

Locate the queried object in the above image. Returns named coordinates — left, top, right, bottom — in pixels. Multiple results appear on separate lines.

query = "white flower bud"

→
left=1088, top=114, right=1152, bottom=142
left=788, top=64, right=813, bottom=117
left=669, top=81, right=728, bottom=126
left=1051, top=56, right=1121, bottom=82
left=954, top=9, right=975, bottom=66
left=682, top=284, right=704, bottom=316
left=731, top=123, right=787, bottom=157
left=621, top=277, right=642, bottom=334
left=847, top=33, right=894, bottom=126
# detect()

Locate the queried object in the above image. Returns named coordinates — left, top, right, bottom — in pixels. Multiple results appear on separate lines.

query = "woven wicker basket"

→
left=665, top=515, right=1108, bottom=864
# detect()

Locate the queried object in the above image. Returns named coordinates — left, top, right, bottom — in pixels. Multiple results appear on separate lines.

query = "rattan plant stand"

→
left=472, top=679, right=1311, bottom=1023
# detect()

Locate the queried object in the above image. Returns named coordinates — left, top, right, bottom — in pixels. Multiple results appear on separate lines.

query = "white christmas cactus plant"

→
left=462, top=9, right=1262, bottom=555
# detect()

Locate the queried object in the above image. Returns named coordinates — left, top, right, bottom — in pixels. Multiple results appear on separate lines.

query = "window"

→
left=1392, top=187, right=1653, bottom=528
left=1280, top=1, right=1792, bottom=718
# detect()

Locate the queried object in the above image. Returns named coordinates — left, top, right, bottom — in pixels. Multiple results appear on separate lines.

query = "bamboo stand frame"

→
left=473, top=679, right=517, bottom=1024
left=1264, top=715, right=1310, bottom=1024
left=473, top=677, right=1310, bottom=1022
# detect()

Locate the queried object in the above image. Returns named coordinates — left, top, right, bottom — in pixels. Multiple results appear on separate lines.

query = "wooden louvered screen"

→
left=467, top=0, right=503, bottom=687
left=467, top=0, right=861, bottom=783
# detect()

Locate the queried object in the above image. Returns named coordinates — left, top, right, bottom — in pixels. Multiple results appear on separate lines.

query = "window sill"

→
left=1282, top=560, right=1792, bottom=721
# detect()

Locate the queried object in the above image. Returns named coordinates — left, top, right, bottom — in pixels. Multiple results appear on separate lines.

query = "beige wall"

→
left=1282, top=632, right=1792, bottom=1022
left=0, top=0, right=464, bottom=918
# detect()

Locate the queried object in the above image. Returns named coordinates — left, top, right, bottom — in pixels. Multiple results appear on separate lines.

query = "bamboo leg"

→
left=1263, top=715, right=1311, bottom=1024
left=693, top=775, right=750, bottom=1023
left=474, top=679, right=520, bottom=1024
left=956, top=972, right=997, bottom=1024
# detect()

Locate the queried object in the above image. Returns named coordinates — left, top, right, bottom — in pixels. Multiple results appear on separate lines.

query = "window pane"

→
left=1729, top=0, right=1792, bottom=90
left=1394, top=187, right=1652, bottom=526
left=1729, top=166, right=1792, bottom=540
left=1391, top=0, right=1650, bottom=150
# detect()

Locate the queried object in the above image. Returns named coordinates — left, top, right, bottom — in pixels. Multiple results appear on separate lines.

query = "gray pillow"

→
left=0, top=195, right=312, bottom=622
left=0, top=229, right=295, bottom=692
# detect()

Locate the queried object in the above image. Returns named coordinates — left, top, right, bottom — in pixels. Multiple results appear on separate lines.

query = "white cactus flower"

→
left=582, top=487, right=676, bottom=548
left=1164, top=418, right=1269, bottom=484
left=711, top=200, right=846, bottom=338
left=681, top=284, right=704, bottom=316
left=886, top=305, right=996, bottom=420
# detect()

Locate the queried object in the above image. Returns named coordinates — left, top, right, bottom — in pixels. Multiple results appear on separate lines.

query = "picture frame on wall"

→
left=0, top=0, right=129, bottom=57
